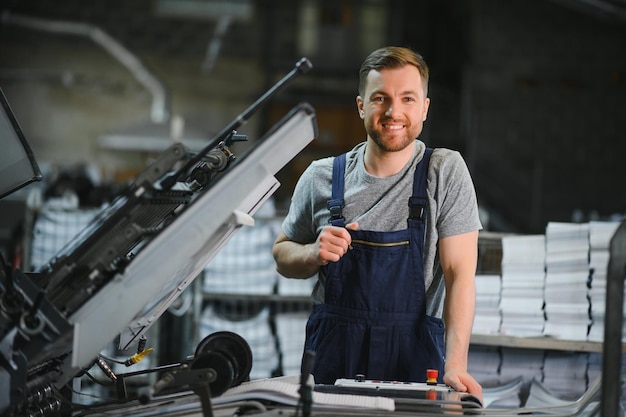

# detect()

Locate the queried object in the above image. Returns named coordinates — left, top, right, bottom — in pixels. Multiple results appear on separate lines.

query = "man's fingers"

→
left=317, top=225, right=356, bottom=263
left=346, top=222, right=359, bottom=231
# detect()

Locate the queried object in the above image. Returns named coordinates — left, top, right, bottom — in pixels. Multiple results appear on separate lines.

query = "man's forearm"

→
left=438, top=231, right=478, bottom=373
left=443, top=276, right=476, bottom=372
left=273, top=240, right=320, bottom=279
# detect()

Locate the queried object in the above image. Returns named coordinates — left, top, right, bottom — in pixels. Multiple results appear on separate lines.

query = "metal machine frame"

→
left=0, top=59, right=316, bottom=416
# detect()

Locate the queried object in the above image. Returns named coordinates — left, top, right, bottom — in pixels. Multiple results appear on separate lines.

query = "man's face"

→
left=356, top=65, right=430, bottom=152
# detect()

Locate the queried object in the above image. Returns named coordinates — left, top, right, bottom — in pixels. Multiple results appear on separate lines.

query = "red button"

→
left=426, top=369, right=438, bottom=379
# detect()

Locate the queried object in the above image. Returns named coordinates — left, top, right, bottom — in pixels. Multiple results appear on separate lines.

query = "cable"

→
left=96, top=353, right=126, bottom=365
left=84, top=371, right=114, bottom=387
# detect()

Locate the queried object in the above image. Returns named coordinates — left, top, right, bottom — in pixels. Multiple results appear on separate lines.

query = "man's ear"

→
left=356, top=96, right=364, bottom=119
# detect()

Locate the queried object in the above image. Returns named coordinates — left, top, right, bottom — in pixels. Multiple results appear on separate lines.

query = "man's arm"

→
left=272, top=224, right=357, bottom=279
left=272, top=229, right=321, bottom=279
left=438, top=230, right=483, bottom=401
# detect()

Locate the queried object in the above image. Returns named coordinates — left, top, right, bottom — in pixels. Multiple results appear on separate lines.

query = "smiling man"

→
left=272, top=46, right=483, bottom=401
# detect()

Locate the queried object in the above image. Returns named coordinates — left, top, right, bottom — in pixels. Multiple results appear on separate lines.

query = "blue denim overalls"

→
left=304, top=147, right=445, bottom=384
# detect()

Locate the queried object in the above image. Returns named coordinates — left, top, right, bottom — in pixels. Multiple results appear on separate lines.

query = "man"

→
left=272, top=46, right=482, bottom=400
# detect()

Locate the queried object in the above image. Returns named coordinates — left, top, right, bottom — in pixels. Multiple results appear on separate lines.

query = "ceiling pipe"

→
left=202, top=15, right=232, bottom=72
left=1, top=11, right=170, bottom=124
left=154, top=0, right=253, bottom=73
left=549, top=0, right=626, bottom=22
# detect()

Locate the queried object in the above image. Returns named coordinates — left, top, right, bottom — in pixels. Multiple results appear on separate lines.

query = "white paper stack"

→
left=543, top=222, right=590, bottom=341
left=472, top=274, right=502, bottom=335
left=468, top=345, right=501, bottom=387
left=586, top=352, right=602, bottom=387
left=203, top=219, right=278, bottom=295
left=499, top=347, right=544, bottom=392
left=482, top=377, right=523, bottom=409
left=30, top=200, right=102, bottom=270
left=587, top=220, right=622, bottom=342
left=217, top=377, right=395, bottom=411
left=525, top=378, right=598, bottom=412
left=541, top=351, right=588, bottom=400
left=274, top=311, right=309, bottom=376
left=499, top=235, right=546, bottom=336
left=584, top=351, right=622, bottom=402
left=277, top=272, right=317, bottom=296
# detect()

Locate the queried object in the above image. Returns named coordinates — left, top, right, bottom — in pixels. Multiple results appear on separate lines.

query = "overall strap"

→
left=408, top=147, right=433, bottom=225
left=328, top=153, right=347, bottom=227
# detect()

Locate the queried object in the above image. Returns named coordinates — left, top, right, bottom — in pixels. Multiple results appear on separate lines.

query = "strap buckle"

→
left=328, top=204, right=344, bottom=222
left=408, top=196, right=426, bottom=221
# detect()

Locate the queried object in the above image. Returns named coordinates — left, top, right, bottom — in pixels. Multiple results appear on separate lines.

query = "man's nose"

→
left=385, top=99, right=401, bottom=117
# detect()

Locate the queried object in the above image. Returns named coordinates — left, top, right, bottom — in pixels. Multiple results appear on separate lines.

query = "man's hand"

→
left=443, top=369, right=483, bottom=404
left=273, top=223, right=359, bottom=279
left=315, top=222, right=359, bottom=265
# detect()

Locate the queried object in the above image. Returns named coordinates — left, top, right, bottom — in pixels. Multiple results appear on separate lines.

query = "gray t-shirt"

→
left=281, top=140, right=482, bottom=317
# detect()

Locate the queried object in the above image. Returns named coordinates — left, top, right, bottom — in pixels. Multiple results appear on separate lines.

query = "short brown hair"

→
left=358, top=46, right=429, bottom=97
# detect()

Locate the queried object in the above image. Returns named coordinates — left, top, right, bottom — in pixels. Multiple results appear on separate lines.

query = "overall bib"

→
left=304, top=148, right=445, bottom=384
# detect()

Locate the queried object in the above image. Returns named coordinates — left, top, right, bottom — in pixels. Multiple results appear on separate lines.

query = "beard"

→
left=366, top=119, right=419, bottom=152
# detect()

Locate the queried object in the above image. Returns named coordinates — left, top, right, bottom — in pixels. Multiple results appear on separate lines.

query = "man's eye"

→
left=373, top=97, right=385, bottom=102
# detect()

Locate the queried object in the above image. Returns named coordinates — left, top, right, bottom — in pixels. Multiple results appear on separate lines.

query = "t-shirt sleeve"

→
left=432, top=149, right=482, bottom=238
left=280, top=162, right=321, bottom=244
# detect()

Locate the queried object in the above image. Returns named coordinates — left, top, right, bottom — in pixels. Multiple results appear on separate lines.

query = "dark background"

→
left=1, top=0, right=625, bottom=234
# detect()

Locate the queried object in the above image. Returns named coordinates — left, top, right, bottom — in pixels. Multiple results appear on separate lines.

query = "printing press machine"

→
left=1, top=54, right=625, bottom=417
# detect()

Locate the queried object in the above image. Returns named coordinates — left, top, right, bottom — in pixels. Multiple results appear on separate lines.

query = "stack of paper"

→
left=587, top=220, right=622, bottom=342
left=585, top=352, right=626, bottom=407
left=472, top=274, right=502, bottom=334
left=277, top=272, right=317, bottom=296
left=543, top=222, right=591, bottom=341
left=216, top=377, right=395, bottom=411
left=586, top=352, right=602, bottom=389
left=525, top=377, right=598, bottom=411
left=482, top=377, right=523, bottom=408
left=499, top=235, right=546, bottom=336
left=541, top=351, right=588, bottom=400
left=30, top=201, right=102, bottom=270
left=499, top=347, right=544, bottom=395
left=203, top=219, right=278, bottom=295
left=468, top=345, right=501, bottom=387
left=274, top=311, right=309, bottom=376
